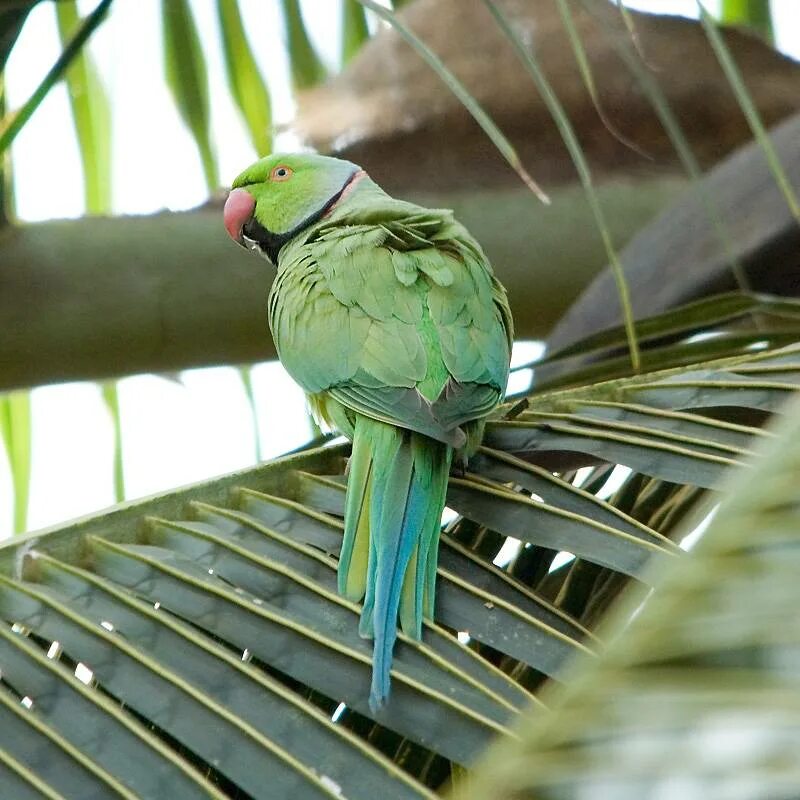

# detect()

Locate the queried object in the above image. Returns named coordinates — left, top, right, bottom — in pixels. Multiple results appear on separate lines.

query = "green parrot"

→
left=224, top=153, right=512, bottom=710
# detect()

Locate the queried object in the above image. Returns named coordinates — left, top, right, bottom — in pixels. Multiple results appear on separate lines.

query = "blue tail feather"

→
left=339, top=414, right=451, bottom=712
left=370, top=455, right=427, bottom=709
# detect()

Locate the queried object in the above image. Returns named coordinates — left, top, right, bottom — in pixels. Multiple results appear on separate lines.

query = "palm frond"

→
left=342, top=0, right=371, bottom=65
left=463, top=377, right=800, bottom=800
left=216, top=0, right=272, bottom=156
left=161, top=0, right=218, bottom=191
left=280, top=0, right=327, bottom=90
left=1, top=318, right=798, bottom=794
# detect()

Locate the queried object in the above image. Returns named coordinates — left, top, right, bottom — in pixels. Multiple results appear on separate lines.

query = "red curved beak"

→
left=223, top=188, right=256, bottom=243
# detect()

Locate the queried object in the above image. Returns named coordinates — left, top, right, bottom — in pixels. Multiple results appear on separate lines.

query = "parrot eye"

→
left=270, top=165, right=293, bottom=182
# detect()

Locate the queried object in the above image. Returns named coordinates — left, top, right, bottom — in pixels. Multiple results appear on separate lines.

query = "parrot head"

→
left=223, top=153, right=364, bottom=265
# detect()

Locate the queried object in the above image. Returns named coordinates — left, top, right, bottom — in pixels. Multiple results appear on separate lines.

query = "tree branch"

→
left=0, top=176, right=683, bottom=391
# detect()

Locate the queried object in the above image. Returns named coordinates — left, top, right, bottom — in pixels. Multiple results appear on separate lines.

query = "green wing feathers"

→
left=270, top=185, right=512, bottom=439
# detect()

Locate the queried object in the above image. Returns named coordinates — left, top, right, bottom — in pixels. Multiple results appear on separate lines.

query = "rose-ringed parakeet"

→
left=224, top=153, right=512, bottom=710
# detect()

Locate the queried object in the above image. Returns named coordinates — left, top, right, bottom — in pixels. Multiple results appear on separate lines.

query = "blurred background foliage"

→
left=1, top=0, right=800, bottom=796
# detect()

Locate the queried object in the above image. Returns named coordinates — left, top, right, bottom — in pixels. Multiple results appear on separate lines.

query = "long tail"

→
left=338, top=414, right=451, bottom=711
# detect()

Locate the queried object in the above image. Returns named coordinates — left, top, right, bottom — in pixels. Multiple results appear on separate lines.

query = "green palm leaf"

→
left=280, top=0, right=327, bottom=90
left=161, top=0, right=218, bottom=191
left=342, top=0, right=370, bottom=65
left=463, top=378, right=800, bottom=800
left=216, top=0, right=272, bottom=156
left=0, top=391, right=30, bottom=534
